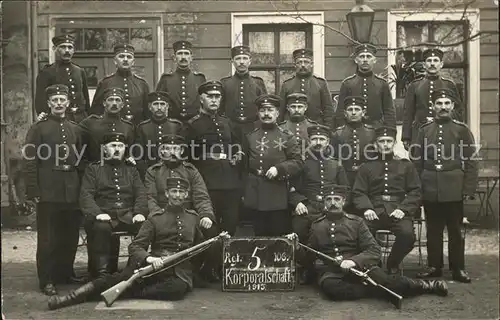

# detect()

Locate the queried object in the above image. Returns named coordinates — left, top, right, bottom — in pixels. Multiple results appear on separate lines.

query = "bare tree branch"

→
left=268, top=0, right=498, bottom=52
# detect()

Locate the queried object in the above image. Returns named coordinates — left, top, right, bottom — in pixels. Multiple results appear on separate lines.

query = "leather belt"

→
left=373, top=195, right=402, bottom=202
left=53, top=164, right=75, bottom=171
left=424, top=163, right=462, bottom=172
left=124, top=114, right=134, bottom=121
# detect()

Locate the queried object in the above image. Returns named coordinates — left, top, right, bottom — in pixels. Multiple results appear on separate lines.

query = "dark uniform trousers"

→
left=36, top=202, right=81, bottom=287
left=321, top=267, right=431, bottom=301
left=423, top=201, right=465, bottom=270
left=251, top=209, right=291, bottom=237
left=209, top=190, right=241, bottom=236
left=86, top=264, right=188, bottom=302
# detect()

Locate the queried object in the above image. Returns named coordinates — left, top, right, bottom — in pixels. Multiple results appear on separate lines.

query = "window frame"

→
left=387, top=9, right=480, bottom=141
left=242, top=24, right=313, bottom=93
left=47, top=14, right=164, bottom=95
left=231, top=12, right=325, bottom=79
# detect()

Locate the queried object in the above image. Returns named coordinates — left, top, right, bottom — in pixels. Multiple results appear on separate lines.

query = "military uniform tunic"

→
left=35, top=61, right=91, bottom=122
left=90, top=70, right=150, bottom=125
left=331, top=123, right=376, bottom=186
left=156, top=69, right=206, bottom=122
left=79, top=161, right=148, bottom=226
left=134, top=117, right=185, bottom=178
left=129, top=206, right=204, bottom=289
left=279, top=75, right=335, bottom=129
left=79, top=114, right=135, bottom=163
left=402, top=75, right=463, bottom=144
left=412, top=119, right=478, bottom=202
left=144, top=161, right=215, bottom=220
left=335, top=71, right=396, bottom=129
left=308, top=213, right=381, bottom=281
left=220, top=72, right=267, bottom=132
left=278, top=117, right=318, bottom=147
left=242, top=124, right=303, bottom=211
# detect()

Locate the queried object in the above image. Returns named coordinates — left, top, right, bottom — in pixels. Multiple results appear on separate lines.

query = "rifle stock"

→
left=298, top=242, right=403, bottom=309
left=101, top=232, right=227, bottom=307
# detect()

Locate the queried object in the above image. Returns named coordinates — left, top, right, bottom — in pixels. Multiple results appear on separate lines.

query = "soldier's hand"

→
left=200, top=217, right=213, bottom=229
left=146, top=256, right=163, bottom=270
left=230, top=152, right=243, bottom=166
left=364, top=210, right=379, bottom=221
left=265, top=166, right=278, bottom=179
left=295, top=202, right=308, bottom=215
left=340, top=259, right=357, bottom=273
left=126, top=157, right=136, bottom=166
left=389, top=209, right=405, bottom=220
left=463, top=194, right=475, bottom=201
left=284, top=233, right=298, bottom=242
left=96, top=213, right=112, bottom=221
left=403, top=141, right=410, bottom=151
left=37, top=112, right=48, bottom=121
left=132, top=214, right=146, bottom=223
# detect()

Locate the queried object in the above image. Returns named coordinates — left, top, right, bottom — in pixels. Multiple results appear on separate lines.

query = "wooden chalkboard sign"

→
left=222, top=237, right=296, bottom=292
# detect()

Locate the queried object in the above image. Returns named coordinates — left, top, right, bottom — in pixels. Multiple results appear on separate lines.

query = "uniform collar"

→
left=176, top=67, right=192, bottom=74
left=116, top=68, right=132, bottom=77
left=426, top=73, right=440, bottom=80
left=356, top=69, right=373, bottom=78
left=56, top=59, right=72, bottom=66
left=200, top=110, right=218, bottom=119
left=151, top=115, right=169, bottom=124
left=296, top=72, right=312, bottom=79
left=434, top=116, right=452, bottom=124
left=376, top=152, right=394, bottom=161
left=103, top=112, right=121, bottom=121
left=346, top=121, right=363, bottom=129
left=234, top=71, right=250, bottom=79
left=48, top=114, right=66, bottom=122
left=289, top=115, right=306, bottom=123
left=104, top=159, right=125, bottom=166
left=163, top=159, right=182, bottom=169
left=260, top=122, right=278, bottom=130
left=325, top=211, right=345, bottom=221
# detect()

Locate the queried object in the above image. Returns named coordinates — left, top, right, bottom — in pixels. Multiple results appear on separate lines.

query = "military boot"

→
left=95, top=256, right=110, bottom=278
left=409, top=279, right=448, bottom=296
left=47, top=282, right=95, bottom=310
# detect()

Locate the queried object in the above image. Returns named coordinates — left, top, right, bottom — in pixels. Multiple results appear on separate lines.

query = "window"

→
left=51, top=18, right=161, bottom=91
left=387, top=10, right=480, bottom=141
left=243, top=24, right=312, bottom=94
left=396, top=21, right=468, bottom=118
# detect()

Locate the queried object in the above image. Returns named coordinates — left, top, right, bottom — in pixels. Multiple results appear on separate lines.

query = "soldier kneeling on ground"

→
left=48, top=177, right=207, bottom=310
left=287, top=184, right=448, bottom=304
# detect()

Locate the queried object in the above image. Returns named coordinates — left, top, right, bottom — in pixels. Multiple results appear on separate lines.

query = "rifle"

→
left=298, top=242, right=403, bottom=309
left=101, top=231, right=228, bottom=307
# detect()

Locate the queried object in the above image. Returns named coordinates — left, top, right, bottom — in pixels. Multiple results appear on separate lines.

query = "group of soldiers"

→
left=25, top=33, right=478, bottom=309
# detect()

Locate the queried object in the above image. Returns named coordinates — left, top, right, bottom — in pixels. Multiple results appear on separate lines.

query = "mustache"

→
left=262, top=116, right=272, bottom=120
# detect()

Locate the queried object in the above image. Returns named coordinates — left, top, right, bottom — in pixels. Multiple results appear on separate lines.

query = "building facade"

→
left=1, top=0, right=499, bottom=216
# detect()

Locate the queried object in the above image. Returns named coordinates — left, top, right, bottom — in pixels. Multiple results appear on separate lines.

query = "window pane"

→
left=84, top=28, right=106, bottom=51
left=130, top=28, right=153, bottom=51
left=440, top=68, right=465, bottom=100
left=106, top=28, right=129, bottom=49
left=81, top=66, right=99, bottom=87
left=280, top=31, right=306, bottom=64
left=396, top=22, right=429, bottom=48
left=248, top=32, right=275, bottom=65
left=432, top=23, right=465, bottom=63
left=60, top=28, right=83, bottom=51
left=251, top=70, right=276, bottom=94
left=279, top=69, right=295, bottom=87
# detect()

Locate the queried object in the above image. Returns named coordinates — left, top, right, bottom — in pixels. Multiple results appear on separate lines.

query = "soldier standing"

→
left=80, top=133, right=148, bottom=279
left=292, top=185, right=447, bottom=303
left=289, top=124, right=349, bottom=283
left=156, top=40, right=206, bottom=123
left=24, top=84, right=84, bottom=295
left=220, top=45, right=267, bottom=135
left=241, top=94, right=303, bottom=236
left=90, top=44, right=150, bottom=125
left=335, top=44, right=396, bottom=129
left=278, top=93, right=319, bottom=145
left=35, top=34, right=90, bottom=123
left=135, top=91, right=185, bottom=180
left=279, top=49, right=334, bottom=129
left=352, top=126, right=421, bottom=274
left=412, top=89, right=478, bottom=283
left=186, top=81, right=242, bottom=236
left=48, top=177, right=207, bottom=310
left=80, top=88, right=135, bottom=163
left=402, top=48, right=464, bottom=150
left=331, top=96, right=376, bottom=187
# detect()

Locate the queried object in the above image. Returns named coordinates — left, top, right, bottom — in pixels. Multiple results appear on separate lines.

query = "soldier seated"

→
left=48, top=177, right=203, bottom=310
left=80, top=132, right=148, bottom=278
left=293, top=185, right=447, bottom=303
left=352, top=126, right=422, bottom=274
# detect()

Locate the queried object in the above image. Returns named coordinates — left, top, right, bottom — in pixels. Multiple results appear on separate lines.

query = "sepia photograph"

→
left=1, top=1, right=499, bottom=319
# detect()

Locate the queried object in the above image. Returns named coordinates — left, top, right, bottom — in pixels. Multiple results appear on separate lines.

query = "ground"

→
left=1, top=229, right=499, bottom=320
